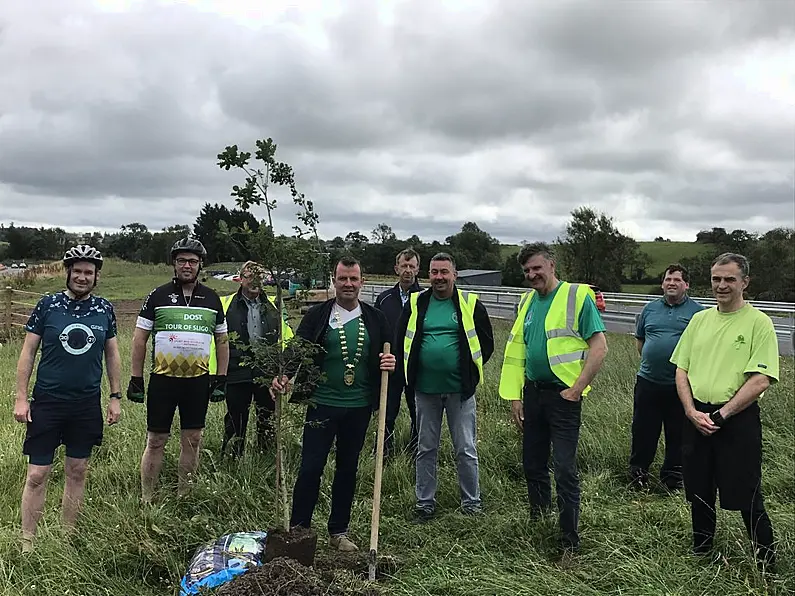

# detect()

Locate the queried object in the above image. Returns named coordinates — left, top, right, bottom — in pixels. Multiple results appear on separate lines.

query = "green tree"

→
left=446, top=222, right=502, bottom=270
left=502, top=251, right=525, bottom=287
left=104, top=223, right=152, bottom=262
left=371, top=223, right=396, bottom=244
left=556, top=207, right=641, bottom=292
left=217, top=138, right=324, bottom=545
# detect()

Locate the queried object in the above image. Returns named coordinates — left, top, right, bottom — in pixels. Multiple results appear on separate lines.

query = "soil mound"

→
left=214, top=557, right=380, bottom=596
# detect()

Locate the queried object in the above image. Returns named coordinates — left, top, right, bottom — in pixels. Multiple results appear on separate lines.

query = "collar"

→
left=660, top=295, right=688, bottom=307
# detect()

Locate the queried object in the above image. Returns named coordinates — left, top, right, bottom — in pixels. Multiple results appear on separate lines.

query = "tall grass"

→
left=0, top=318, right=791, bottom=595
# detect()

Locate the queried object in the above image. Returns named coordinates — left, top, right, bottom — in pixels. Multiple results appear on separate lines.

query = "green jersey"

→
left=416, top=295, right=462, bottom=394
left=670, top=303, right=779, bottom=404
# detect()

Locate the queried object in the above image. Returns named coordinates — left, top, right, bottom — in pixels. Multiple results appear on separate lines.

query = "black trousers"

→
left=628, top=375, right=684, bottom=487
left=291, top=404, right=372, bottom=536
left=221, top=381, right=275, bottom=457
left=684, top=400, right=775, bottom=568
left=522, top=381, right=582, bottom=549
left=384, top=374, right=417, bottom=453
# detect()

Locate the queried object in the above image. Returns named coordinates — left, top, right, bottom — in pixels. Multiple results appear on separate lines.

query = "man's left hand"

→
left=106, top=398, right=121, bottom=425
left=560, top=387, right=582, bottom=402
left=210, top=375, right=227, bottom=402
left=379, top=353, right=396, bottom=372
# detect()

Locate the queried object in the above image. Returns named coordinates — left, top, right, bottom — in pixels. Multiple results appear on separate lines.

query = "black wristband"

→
left=109, top=392, right=122, bottom=400
left=709, top=410, right=725, bottom=427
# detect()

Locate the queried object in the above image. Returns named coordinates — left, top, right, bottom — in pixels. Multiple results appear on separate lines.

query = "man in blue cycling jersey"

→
left=14, top=245, right=121, bottom=553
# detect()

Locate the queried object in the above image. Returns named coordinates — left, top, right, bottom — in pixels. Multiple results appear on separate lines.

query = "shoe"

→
left=629, top=469, right=649, bottom=491
left=328, top=533, right=359, bottom=552
left=413, top=507, right=434, bottom=524
left=662, top=480, right=684, bottom=493
left=461, top=505, right=484, bottom=516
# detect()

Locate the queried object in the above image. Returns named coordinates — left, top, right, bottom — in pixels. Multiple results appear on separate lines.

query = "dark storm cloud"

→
left=0, top=0, right=792, bottom=244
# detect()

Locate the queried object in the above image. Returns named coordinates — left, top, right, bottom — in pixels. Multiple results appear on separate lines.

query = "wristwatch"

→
left=709, top=410, right=725, bottom=427
left=109, top=392, right=122, bottom=400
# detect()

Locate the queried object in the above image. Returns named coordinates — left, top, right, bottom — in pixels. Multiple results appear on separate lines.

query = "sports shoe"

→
left=413, top=506, right=435, bottom=524
left=329, top=533, right=358, bottom=552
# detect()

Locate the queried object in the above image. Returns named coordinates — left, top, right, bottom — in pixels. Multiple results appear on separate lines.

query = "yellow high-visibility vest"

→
left=403, top=289, right=484, bottom=385
left=498, top=282, right=595, bottom=400
left=208, top=293, right=294, bottom=375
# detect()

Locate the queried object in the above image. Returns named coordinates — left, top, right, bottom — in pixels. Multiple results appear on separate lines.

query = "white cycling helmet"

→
left=63, top=245, right=104, bottom=270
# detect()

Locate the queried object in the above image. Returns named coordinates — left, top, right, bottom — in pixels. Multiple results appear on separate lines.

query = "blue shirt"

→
left=25, top=292, right=117, bottom=400
left=635, top=296, right=704, bottom=385
left=523, top=283, right=606, bottom=382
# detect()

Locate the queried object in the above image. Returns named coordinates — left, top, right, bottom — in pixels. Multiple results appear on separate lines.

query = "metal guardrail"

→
left=361, top=284, right=795, bottom=344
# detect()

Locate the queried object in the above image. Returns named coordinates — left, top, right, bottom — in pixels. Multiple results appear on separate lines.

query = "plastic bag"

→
left=179, top=531, right=267, bottom=595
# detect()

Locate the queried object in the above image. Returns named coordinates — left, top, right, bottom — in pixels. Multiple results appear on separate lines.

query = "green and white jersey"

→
left=136, top=281, right=227, bottom=378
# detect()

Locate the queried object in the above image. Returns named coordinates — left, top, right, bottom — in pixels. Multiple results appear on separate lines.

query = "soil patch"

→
left=214, top=557, right=380, bottom=596
left=113, top=299, right=144, bottom=331
left=263, top=527, right=318, bottom=568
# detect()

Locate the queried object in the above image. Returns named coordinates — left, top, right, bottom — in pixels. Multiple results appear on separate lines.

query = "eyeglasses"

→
left=176, top=258, right=200, bottom=266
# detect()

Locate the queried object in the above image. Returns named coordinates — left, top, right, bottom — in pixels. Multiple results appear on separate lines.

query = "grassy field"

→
left=0, top=268, right=792, bottom=595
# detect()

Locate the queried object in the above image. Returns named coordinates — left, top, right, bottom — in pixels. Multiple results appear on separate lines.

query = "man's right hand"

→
left=127, top=376, right=145, bottom=403
left=687, top=409, right=719, bottom=436
left=511, top=400, right=524, bottom=430
left=271, top=375, right=291, bottom=393
left=14, top=397, right=31, bottom=423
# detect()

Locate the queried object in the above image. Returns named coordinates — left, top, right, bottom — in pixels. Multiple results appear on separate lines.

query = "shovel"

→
left=369, top=341, right=391, bottom=581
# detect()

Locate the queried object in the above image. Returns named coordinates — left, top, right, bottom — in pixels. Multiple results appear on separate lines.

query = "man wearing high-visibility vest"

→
left=499, top=242, right=607, bottom=558
left=209, top=261, right=294, bottom=458
left=395, top=252, right=494, bottom=522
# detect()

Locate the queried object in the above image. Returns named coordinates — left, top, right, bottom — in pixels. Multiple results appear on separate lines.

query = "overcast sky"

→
left=1, top=0, right=793, bottom=245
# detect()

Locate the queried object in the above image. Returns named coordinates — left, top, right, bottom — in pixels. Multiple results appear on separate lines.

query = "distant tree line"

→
left=1, top=207, right=792, bottom=300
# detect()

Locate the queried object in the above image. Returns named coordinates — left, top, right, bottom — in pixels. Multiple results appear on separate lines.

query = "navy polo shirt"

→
left=635, top=296, right=705, bottom=385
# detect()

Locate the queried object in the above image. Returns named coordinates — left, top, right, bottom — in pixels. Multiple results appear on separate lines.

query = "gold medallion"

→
left=343, top=368, right=355, bottom=386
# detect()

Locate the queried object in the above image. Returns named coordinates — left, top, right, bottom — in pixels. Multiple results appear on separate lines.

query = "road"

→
left=360, top=285, right=794, bottom=357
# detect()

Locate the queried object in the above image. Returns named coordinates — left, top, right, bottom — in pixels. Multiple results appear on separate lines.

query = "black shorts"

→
left=146, top=373, right=210, bottom=434
left=682, top=400, right=763, bottom=511
left=23, top=393, right=103, bottom=466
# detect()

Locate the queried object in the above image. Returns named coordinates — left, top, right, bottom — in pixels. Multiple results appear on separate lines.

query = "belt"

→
left=526, top=379, right=567, bottom=392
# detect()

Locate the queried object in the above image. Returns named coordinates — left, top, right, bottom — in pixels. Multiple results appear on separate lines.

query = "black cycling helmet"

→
left=170, top=237, right=207, bottom=261
left=63, top=244, right=104, bottom=270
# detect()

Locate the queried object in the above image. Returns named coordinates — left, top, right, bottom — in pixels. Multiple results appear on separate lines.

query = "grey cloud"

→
left=0, top=0, right=793, bottom=244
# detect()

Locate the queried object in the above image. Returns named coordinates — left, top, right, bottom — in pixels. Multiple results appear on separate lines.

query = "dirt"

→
left=214, top=557, right=381, bottom=596
left=263, top=527, right=318, bottom=568
left=113, top=299, right=143, bottom=330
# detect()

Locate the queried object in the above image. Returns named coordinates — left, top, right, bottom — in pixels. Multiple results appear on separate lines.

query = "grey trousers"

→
left=415, top=391, right=481, bottom=510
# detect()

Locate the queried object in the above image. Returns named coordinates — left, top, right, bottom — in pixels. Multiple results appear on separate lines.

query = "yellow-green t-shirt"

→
left=669, top=303, right=779, bottom=404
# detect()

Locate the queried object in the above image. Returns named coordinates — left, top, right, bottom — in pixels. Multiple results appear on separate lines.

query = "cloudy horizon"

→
left=1, top=0, right=793, bottom=245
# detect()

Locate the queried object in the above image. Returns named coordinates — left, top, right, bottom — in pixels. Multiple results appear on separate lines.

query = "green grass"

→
left=501, top=242, right=712, bottom=274
left=11, top=258, right=240, bottom=303
left=637, top=242, right=715, bottom=277
left=0, top=313, right=792, bottom=595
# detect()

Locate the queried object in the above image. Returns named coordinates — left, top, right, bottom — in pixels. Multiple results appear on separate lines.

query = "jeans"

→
left=384, top=375, right=417, bottom=454
left=522, top=381, right=581, bottom=549
left=290, top=404, right=371, bottom=536
left=221, top=382, right=275, bottom=457
left=628, top=376, right=684, bottom=487
left=415, top=391, right=480, bottom=511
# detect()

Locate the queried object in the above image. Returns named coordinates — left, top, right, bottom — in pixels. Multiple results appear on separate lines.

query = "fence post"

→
left=4, top=286, right=12, bottom=338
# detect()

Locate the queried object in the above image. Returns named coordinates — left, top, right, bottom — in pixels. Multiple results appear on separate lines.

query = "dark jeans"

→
left=522, top=381, right=582, bottom=549
left=384, top=375, right=417, bottom=454
left=628, top=376, right=684, bottom=487
left=221, top=382, right=275, bottom=458
left=291, top=404, right=372, bottom=536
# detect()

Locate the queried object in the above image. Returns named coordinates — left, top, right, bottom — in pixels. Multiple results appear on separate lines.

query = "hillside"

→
left=500, top=241, right=715, bottom=291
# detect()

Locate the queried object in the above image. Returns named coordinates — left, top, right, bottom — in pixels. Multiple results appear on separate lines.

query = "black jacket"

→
left=224, top=289, right=283, bottom=384
left=291, top=298, right=392, bottom=408
left=394, top=286, right=494, bottom=399
left=374, top=280, right=423, bottom=335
